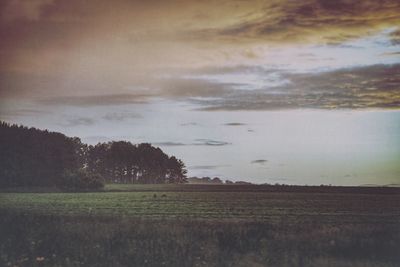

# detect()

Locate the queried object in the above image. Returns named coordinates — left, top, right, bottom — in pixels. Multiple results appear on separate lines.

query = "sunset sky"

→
left=1, top=0, right=400, bottom=185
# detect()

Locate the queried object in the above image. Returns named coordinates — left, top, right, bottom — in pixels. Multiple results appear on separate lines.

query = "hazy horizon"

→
left=2, top=108, right=399, bottom=186
left=1, top=0, right=400, bottom=186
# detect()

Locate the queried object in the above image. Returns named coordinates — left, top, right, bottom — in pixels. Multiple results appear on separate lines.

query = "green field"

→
left=1, top=184, right=400, bottom=266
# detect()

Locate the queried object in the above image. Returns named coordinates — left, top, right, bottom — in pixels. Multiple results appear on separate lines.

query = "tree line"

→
left=0, top=121, right=187, bottom=188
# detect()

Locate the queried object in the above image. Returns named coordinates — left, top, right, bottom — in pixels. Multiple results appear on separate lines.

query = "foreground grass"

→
left=1, top=186, right=400, bottom=266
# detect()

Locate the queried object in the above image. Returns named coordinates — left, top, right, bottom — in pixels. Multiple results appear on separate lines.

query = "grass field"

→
left=1, top=184, right=400, bottom=266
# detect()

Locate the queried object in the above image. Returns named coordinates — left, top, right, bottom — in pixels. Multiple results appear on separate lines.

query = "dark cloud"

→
left=153, top=139, right=231, bottom=147
left=195, top=0, right=400, bottom=44
left=193, top=64, right=400, bottom=110
left=39, top=94, right=149, bottom=107
left=389, top=28, right=400, bottom=45
left=223, top=122, right=246, bottom=126
left=251, top=159, right=268, bottom=165
left=193, top=139, right=231, bottom=146
left=1, top=0, right=399, bottom=112
left=153, top=142, right=186, bottom=147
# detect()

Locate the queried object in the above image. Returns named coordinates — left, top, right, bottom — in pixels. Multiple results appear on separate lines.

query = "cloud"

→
left=329, top=44, right=365, bottom=49
left=188, top=65, right=280, bottom=76
left=153, top=142, right=187, bottom=147
left=251, top=159, right=268, bottom=165
left=154, top=139, right=232, bottom=147
left=0, top=0, right=399, bottom=113
left=193, top=139, right=231, bottom=146
left=0, top=108, right=46, bottom=119
left=389, top=28, right=400, bottom=45
left=189, top=165, right=230, bottom=170
left=61, top=117, right=95, bottom=127
left=191, top=0, right=400, bottom=45
left=102, top=112, right=141, bottom=121
left=180, top=122, right=198, bottom=126
left=193, top=64, right=400, bottom=110
left=380, top=51, right=400, bottom=56
left=30, top=62, right=397, bottom=111
left=39, top=94, right=149, bottom=107
left=1, top=0, right=54, bottom=21
left=223, top=122, right=246, bottom=126
left=158, top=77, right=232, bottom=98
left=0, top=71, right=63, bottom=98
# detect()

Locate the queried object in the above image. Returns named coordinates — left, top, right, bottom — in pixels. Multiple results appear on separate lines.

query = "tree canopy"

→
left=86, top=142, right=187, bottom=184
left=0, top=121, right=187, bottom=187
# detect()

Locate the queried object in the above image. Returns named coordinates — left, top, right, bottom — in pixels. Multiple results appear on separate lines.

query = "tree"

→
left=0, top=121, right=81, bottom=187
left=86, top=142, right=187, bottom=184
left=0, top=121, right=188, bottom=187
left=166, top=156, right=188, bottom=183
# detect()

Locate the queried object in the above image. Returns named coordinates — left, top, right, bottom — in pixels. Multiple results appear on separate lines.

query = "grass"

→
left=1, top=184, right=400, bottom=266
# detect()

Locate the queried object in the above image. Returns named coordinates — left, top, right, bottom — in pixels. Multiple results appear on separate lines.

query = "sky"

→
left=0, top=0, right=400, bottom=185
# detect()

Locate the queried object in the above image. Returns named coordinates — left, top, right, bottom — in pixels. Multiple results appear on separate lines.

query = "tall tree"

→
left=0, top=121, right=188, bottom=187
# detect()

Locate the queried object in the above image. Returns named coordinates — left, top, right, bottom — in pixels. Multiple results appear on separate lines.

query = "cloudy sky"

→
left=1, top=0, right=400, bottom=185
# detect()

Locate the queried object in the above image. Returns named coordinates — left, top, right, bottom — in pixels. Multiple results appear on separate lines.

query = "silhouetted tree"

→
left=0, top=121, right=81, bottom=187
left=86, top=142, right=187, bottom=184
left=166, top=156, right=188, bottom=183
left=0, top=121, right=187, bottom=187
